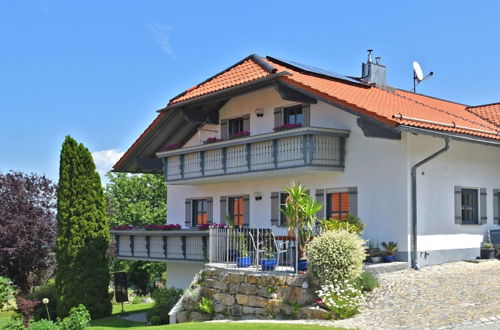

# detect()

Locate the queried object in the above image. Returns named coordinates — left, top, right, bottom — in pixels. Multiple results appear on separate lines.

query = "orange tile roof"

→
left=466, top=103, right=500, bottom=127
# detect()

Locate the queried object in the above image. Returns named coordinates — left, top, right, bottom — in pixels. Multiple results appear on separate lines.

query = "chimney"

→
left=361, top=49, right=387, bottom=87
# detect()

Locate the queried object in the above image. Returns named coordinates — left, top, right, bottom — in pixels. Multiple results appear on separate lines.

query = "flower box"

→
left=198, top=223, right=226, bottom=230
left=203, top=137, right=222, bottom=144
left=273, top=123, right=302, bottom=132
left=161, top=143, right=182, bottom=151
left=143, top=224, right=182, bottom=231
left=229, top=131, right=250, bottom=139
left=111, top=225, right=135, bottom=230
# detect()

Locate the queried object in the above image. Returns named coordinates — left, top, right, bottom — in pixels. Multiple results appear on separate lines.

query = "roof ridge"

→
left=390, top=89, right=496, bottom=131
left=466, top=101, right=500, bottom=109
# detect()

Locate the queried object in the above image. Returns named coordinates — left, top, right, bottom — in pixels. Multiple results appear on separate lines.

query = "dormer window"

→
left=284, top=105, right=303, bottom=125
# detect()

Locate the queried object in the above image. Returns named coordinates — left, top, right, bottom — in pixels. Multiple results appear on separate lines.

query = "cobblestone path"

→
left=330, top=260, right=500, bottom=329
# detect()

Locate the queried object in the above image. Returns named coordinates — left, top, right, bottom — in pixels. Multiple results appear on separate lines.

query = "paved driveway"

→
left=331, top=260, right=500, bottom=329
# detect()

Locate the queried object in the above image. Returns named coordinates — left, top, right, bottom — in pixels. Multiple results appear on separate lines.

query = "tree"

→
left=0, top=172, right=56, bottom=293
left=105, top=172, right=166, bottom=293
left=55, top=136, right=111, bottom=318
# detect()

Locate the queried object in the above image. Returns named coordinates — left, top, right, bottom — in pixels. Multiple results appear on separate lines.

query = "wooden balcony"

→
left=112, top=229, right=209, bottom=264
left=157, top=127, right=349, bottom=184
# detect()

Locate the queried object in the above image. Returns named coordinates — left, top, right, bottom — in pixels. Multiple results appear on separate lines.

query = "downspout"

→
left=410, top=137, right=450, bottom=270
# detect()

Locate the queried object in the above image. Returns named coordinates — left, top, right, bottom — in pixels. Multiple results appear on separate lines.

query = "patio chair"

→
left=488, top=229, right=500, bottom=258
left=253, top=231, right=288, bottom=269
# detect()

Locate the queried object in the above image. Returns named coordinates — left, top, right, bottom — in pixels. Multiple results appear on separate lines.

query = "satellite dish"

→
left=413, top=61, right=424, bottom=81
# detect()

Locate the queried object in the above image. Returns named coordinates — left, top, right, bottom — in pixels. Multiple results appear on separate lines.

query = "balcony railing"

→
left=156, top=127, right=349, bottom=184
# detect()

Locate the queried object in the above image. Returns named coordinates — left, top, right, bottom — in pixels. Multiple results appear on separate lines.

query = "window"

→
left=279, top=193, right=289, bottom=226
left=326, top=192, right=349, bottom=220
left=283, top=105, right=303, bottom=125
left=228, top=117, right=244, bottom=136
left=192, top=199, right=208, bottom=226
left=229, top=196, right=245, bottom=226
left=461, top=189, right=479, bottom=224
left=494, top=189, right=500, bottom=225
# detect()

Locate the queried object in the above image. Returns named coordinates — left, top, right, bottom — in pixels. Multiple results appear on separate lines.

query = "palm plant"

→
left=381, top=241, right=399, bottom=256
left=281, top=182, right=323, bottom=260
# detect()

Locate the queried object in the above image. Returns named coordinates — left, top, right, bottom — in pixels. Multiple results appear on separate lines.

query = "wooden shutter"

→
left=454, top=187, right=462, bottom=224
left=243, top=114, right=250, bottom=132
left=271, top=192, right=280, bottom=226
left=302, top=104, right=311, bottom=127
left=185, top=198, right=192, bottom=227
left=207, top=197, right=213, bottom=224
left=348, top=187, right=358, bottom=216
left=220, top=196, right=227, bottom=224
left=243, top=195, right=250, bottom=227
left=315, top=189, right=325, bottom=219
left=494, top=190, right=500, bottom=225
left=220, top=119, right=228, bottom=140
left=480, top=188, right=487, bottom=224
left=274, top=107, right=283, bottom=127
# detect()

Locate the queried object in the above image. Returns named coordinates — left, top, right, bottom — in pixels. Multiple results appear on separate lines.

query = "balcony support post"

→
left=200, top=151, right=205, bottom=176
left=222, top=148, right=227, bottom=174
left=162, top=236, right=168, bottom=259
left=146, top=236, right=150, bottom=258
left=245, top=144, right=251, bottom=170
left=130, top=235, right=135, bottom=257
left=308, top=135, right=315, bottom=165
left=272, top=139, right=278, bottom=168
left=180, top=154, right=185, bottom=179
left=181, top=236, right=187, bottom=260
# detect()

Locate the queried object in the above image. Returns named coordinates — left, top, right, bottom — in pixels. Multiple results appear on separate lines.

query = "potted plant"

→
left=381, top=241, right=399, bottom=262
left=236, top=233, right=251, bottom=267
left=480, top=242, right=495, bottom=259
left=261, top=248, right=277, bottom=271
left=368, top=241, right=382, bottom=263
left=281, top=182, right=323, bottom=271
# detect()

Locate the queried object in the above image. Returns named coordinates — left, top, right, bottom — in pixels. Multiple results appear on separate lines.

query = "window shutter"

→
left=494, top=190, right=500, bottom=225
left=207, top=197, right=213, bottom=224
left=220, top=196, right=227, bottom=224
left=315, top=189, right=325, bottom=219
left=243, top=195, right=250, bottom=227
left=243, top=114, right=250, bottom=132
left=302, top=104, right=311, bottom=127
left=220, top=119, right=228, bottom=140
left=480, top=188, right=487, bottom=224
left=454, top=187, right=462, bottom=224
left=348, top=187, right=358, bottom=216
left=185, top=198, right=192, bottom=227
left=271, top=192, right=279, bottom=226
left=274, top=107, right=283, bottom=127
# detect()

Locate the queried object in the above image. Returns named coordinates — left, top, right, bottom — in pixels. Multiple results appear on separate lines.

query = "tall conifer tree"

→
left=55, top=136, right=111, bottom=318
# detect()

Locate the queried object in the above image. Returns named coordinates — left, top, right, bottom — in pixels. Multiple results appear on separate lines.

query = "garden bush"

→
left=354, top=271, right=379, bottom=292
left=29, top=319, right=58, bottom=330
left=27, top=280, right=57, bottom=321
left=320, top=213, right=365, bottom=234
left=317, top=280, right=365, bottom=319
left=0, top=277, right=14, bottom=310
left=58, top=305, right=90, bottom=330
left=307, top=229, right=366, bottom=285
left=0, top=318, right=24, bottom=330
left=150, top=287, right=183, bottom=324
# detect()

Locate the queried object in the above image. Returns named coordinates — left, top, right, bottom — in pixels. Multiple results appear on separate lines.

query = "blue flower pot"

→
left=261, top=258, right=277, bottom=271
left=383, top=255, right=395, bottom=262
left=237, top=256, right=251, bottom=268
left=298, top=259, right=308, bottom=271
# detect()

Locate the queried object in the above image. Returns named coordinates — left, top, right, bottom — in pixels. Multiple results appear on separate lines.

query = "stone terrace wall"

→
left=175, top=265, right=332, bottom=323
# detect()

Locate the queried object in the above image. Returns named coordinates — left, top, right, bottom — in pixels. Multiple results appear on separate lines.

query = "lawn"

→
left=0, top=311, right=14, bottom=328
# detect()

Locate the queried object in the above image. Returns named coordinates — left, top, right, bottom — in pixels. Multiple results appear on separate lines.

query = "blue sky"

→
left=1, top=1, right=499, bottom=182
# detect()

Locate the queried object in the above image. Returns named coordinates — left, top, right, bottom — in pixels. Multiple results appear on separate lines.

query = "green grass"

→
left=112, top=302, right=154, bottom=315
left=0, top=311, right=15, bottom=327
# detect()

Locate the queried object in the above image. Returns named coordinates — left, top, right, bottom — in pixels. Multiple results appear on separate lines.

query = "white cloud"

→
left=92, top=149, right=124, bottom=181
left=149, top=24, right=175, bottom=57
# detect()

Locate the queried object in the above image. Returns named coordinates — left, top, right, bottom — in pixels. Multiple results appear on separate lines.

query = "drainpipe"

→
left=410, top=137, right=450, bottom=270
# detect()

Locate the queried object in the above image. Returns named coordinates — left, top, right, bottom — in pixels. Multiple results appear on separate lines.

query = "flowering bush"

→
left=111, top=225, right=135, bottom=230
left=144, top=224, right=181, bottom=231
left=198, top=223, right=226, bottom=230
left=229, top=131, right=250, bottom=139
left=203, top=137, right=222, bottom=144
left=317, top=280, right=365, bottom=319
left=307, top=229, right=366, bottom=285
left=273, top=123, right=302, bottom=131
left=161, top=143, right=182, bottom=151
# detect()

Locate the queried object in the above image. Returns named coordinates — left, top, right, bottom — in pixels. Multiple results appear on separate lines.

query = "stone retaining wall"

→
left=175, top=266, right=332, bottom=323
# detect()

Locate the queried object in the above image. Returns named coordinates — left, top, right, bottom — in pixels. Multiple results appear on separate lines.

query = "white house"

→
left=112, top=52, right=500, bottom=288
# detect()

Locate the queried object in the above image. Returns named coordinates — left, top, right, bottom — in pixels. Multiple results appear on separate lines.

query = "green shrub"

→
left=198, top=297, right=214, bottom=315
left=1, top=318, right=24, bottom=330
left=307, top=230, right=366, bottom=285
left=354, top=271, right=379, bottom=292
left=317, top=280, right=364, bottom=319
left=320, top=213, right=365, bottom=234
left=58, top=305, right=90, bottom=330
left=149, top=315, right=161, bottom=325
left=29, top=319, right=58, bottom=330
left=0, top=277, right=14, bottom=310
left=27, top=280, right=57, bottom=321
left=150, top=287, right=183, bottom=324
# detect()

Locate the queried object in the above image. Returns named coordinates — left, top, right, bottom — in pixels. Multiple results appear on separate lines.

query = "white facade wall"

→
left=407, top=134, right=500, bottom=266
left=167, top=87, right=411, bottom=259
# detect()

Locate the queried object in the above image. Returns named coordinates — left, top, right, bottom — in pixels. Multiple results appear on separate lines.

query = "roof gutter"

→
left=410, top=137, right=450, bottom=270
left=392, top=114, right=500, bottom=136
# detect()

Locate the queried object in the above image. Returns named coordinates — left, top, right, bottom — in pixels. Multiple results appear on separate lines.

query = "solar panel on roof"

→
left=269, top=57, right=366, bottom=86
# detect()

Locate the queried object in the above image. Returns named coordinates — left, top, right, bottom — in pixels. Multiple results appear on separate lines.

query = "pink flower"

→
left=273, top=123, right=302, bottom=131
